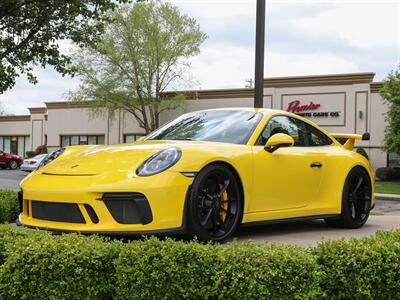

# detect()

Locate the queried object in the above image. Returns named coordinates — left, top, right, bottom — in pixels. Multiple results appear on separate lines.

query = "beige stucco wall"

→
left=0, top=120, right=31, bottom=136
left=0, top=73, right=390, bottom=169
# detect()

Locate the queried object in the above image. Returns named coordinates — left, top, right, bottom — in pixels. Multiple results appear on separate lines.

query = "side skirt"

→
left=240, top=214, right=340, bottom=228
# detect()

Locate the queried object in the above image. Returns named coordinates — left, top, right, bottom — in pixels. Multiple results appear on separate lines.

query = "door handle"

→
left=310, top=162, right=322, bottom=168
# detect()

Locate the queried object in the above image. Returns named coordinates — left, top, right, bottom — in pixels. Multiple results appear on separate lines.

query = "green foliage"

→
left=355, top=147, right=369, bottom=160
left=0, top=190, right=19, bottom=224
left=312, top=231, right=400, bottom=299
left=0, top=230, right=123, bottom=300
left=376, top=167, right=400, bottom=181
left=25, top=151, right=37, bottom=158
left=70, top=0, right=207, bottom=133
left=381, top=66, right=400, bottom=156
left=0, top=225, right=398, bottom=299
left=115, top=238, right=220, bottom=299
left=0, top=0, right=127, bottom=93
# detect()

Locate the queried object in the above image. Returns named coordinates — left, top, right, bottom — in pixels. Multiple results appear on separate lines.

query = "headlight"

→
left=136, top=147, right=181, bottom=176
left=37, top=148, right=65, bottom=170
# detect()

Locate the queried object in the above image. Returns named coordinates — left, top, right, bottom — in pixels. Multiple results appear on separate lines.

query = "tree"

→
left=381, top=66, right=400, bottom=156
left=69, top=1, right=207, bottom=133
left=0, top=0, right=127, bottom=94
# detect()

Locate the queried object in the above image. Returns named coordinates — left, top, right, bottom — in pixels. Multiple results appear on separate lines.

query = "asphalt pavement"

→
left=0, top=169, right=27, bottom=191
left=1, top=169, right=399, bottom=245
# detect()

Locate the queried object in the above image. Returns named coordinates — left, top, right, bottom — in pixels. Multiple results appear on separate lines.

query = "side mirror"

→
left=136, top=136, right=145, bottom=142
left=264, top=133, right=295, bottom=153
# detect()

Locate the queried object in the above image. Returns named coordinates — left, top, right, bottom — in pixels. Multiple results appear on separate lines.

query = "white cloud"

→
left=1, top=0, right=399, bottom=114
left=291, top=2, right=400, bottom=49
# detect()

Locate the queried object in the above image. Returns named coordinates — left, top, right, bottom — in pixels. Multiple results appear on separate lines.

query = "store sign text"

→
left=286, top=100, right=340, bottom=118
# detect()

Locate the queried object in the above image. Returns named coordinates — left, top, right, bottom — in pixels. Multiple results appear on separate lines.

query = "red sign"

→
left=286, top=100, right=320, bottom=113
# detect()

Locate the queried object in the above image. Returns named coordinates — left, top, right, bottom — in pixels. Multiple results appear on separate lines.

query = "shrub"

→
left=0, top=225, right=399, bottom=299
left=34, top=144, right=48, bottom=155
left=312, top=231, right=400, bottom=299
left=214, top=242, right=321, bottom=299
left=114, top=238, right=321, bottom=299
left=355, top=147, right=369, bottom=160
left=25, top=151, right=37, bottom=158
left=376, top=167, right=400, bottom=181
left=0, top=190, right=19, bottom=223
left=115, top=238, right=220, bottom=299
left=0, top=230, right=123, bottom=300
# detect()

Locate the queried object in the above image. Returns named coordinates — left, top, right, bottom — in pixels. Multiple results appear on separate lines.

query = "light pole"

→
left=254, top=0, right=265, bottom=108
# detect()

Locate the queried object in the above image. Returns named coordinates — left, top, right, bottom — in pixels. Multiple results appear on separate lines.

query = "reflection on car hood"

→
left=37, top=140, right=216, bottom=176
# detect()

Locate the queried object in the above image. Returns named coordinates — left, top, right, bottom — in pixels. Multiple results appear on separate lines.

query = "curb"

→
left=375, top=193, right=400, bottom=201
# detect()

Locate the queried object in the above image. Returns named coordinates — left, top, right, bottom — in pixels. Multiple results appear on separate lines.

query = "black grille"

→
left=31, top=201, right=86, bottom=224
left=103, top=193, right=152, bottom=225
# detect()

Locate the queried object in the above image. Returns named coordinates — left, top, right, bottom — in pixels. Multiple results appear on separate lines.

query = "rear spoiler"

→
left=331, top=133, right=370, bottom=150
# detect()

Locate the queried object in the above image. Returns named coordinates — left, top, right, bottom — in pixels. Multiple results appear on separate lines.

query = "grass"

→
left=375, top=180, right=400, bottom=195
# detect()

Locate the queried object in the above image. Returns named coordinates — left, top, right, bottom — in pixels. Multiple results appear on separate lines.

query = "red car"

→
left=0, top=150, right=23, bottom=169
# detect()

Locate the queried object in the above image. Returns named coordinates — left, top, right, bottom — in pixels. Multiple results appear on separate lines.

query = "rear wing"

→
left=331, top=133, right=370, bottom=150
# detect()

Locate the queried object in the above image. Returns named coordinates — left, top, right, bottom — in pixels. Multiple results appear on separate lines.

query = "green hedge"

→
left=0, top=226, right=399, bottom=299
left=0, top=190, right=19, bottom=223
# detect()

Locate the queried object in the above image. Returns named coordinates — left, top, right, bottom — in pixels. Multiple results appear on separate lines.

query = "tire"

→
left=8, top=160, right=18, bottom=170
left=325, top=167, right=372, bottom=228
left=187, top=164, right=243, bottom=242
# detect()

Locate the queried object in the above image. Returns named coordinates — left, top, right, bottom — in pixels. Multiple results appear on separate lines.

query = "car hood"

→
left=38, top=141, right=179, bottom=176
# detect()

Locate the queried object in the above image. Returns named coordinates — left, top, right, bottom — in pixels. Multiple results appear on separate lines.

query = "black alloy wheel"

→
left=325, top=167, right=372, bottom=228
left=188, top=164, right=243, bottom=242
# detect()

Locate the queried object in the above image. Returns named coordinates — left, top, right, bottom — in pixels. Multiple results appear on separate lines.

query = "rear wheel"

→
left=187, top=164, right=243, bottom=242
left=8, top=160, right=18, bottom=170
left=325, top=167, right=372, bottom=228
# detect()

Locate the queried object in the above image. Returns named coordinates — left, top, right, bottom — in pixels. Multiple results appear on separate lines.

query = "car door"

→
left=249, top=115, right=330, bottom=213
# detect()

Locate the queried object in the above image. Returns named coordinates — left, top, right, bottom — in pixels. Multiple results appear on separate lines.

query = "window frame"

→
left=255, top=114, right=334, bottom=147
left=60, top=135, right=106, bottom=147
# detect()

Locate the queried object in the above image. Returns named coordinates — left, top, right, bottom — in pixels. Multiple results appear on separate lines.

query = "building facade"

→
left=0, top=72, right=396, bottom=170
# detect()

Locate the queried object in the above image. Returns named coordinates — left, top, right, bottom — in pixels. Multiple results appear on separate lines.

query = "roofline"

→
left=0, top=115, right=31, bottom=122
left=45, top=101, right=95, bottom=109
left=162, top=72, right=376, bottom=99
left=370, top=82, right=383, bottom=93
left=263, top=72, right=375, bottom=87
left=28, top=107, right=47, bottom=114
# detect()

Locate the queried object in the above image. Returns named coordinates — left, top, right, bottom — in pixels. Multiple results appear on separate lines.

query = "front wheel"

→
left=325, top=167, right=372, bottom=228
left=187, top=164, right=243, bottom=242
left=8, top=160, right=18, bottom=170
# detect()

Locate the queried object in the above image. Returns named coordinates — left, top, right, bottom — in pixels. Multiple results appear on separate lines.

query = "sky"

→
left=1, top=0, right=399, bottom=114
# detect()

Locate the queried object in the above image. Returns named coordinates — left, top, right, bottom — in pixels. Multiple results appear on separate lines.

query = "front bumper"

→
left=19, top=170, right=193, bottom=234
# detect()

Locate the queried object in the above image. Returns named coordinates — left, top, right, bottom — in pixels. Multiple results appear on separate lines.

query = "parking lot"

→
left=1, top=169, right=399, bottom=245
left=0, top=169, right=27, bottom=191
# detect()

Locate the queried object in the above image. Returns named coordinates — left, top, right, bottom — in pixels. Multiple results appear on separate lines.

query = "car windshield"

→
left=146, top=110, right=262, bottom=144
left=33, top=154, right=47, bottom=160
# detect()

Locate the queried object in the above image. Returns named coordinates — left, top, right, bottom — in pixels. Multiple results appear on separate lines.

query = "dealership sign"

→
left=286, top=100, right=340, bottom=118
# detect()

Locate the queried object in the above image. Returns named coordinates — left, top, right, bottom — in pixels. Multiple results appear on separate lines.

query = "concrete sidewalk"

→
left=375, top=193, right=400, bottom=201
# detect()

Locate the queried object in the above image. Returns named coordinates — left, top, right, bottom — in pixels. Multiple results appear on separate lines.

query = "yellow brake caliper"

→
left=219, top=184, right=228, bottom=222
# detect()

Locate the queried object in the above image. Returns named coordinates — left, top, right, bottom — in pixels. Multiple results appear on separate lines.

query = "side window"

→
left=304, top=123, right=333, bottom=146
left=257, top=116, right=308, bottom=146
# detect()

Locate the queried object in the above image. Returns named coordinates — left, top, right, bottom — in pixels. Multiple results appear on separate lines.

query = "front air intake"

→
left=102, top=193, right=153, bottom=225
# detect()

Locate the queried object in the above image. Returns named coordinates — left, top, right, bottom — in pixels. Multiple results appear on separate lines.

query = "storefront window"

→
left=124, top=134, right=145, bottom=143
left=388, top=152, right=400, bottom=167
left=60, top=135, right=105, bottom=147
left=0, top=136, right=30, bottom=157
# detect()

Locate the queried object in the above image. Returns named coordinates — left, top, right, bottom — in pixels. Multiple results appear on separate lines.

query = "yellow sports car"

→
left=19, top=108, right=374, bottom=242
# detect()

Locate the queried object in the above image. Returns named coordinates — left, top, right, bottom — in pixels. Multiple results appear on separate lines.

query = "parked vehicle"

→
left=19, top=108, right=374, bottom=242
left=21, top=154, right=48, bottom=172
left=0, top=150, right=22, bottom=170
